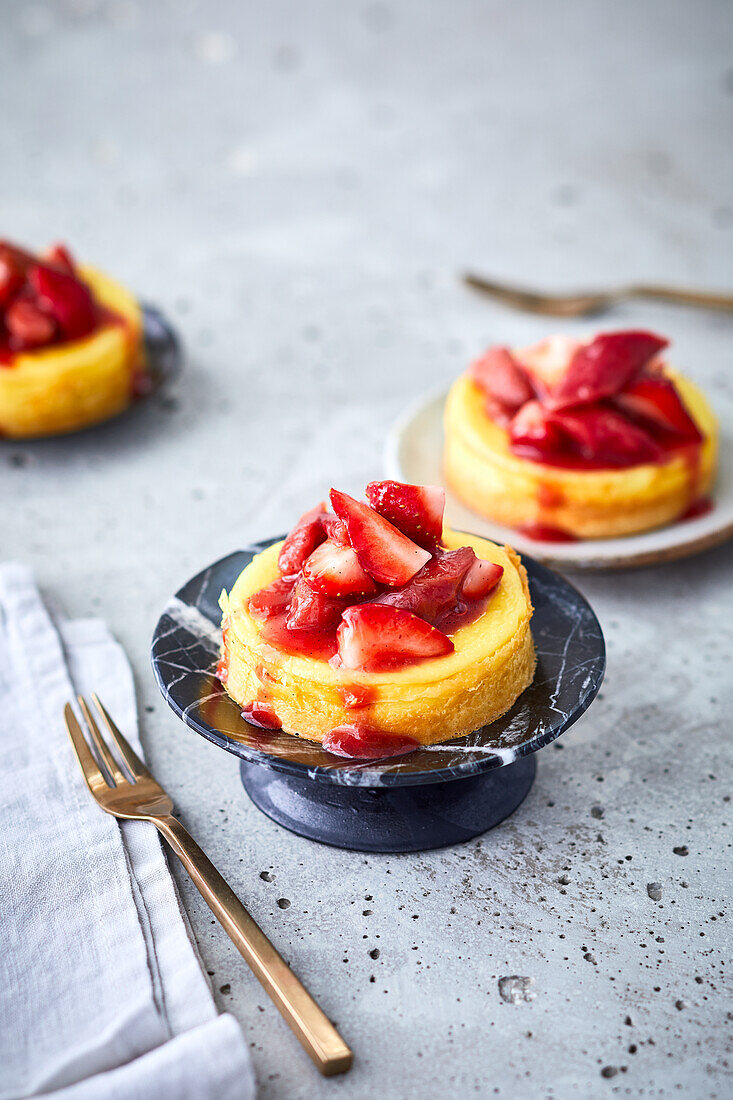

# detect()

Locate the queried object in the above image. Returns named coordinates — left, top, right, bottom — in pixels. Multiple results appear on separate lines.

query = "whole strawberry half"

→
left=330, top=489, right=431, bottom=585
left=470, top=346, right=535, bottom=422
left=28, top=263, right=97, bottom=341
left=302, top=539, right=378, bottom=598
left=365, top=480, right=445, bottom=550
left=278, top=502, right=327, bottom=575
left=547, top=330, right=668, bottom=410
left=613, top=375, right=702, bottom=446
left=337, top=604, right=453, bottom=672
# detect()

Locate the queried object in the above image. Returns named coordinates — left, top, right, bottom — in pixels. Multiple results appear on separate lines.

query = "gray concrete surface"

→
left=2, top=1, right=732, bottom=1096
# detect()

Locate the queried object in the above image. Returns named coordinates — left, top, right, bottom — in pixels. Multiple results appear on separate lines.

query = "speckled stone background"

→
left=2, top=1, right=732, bottom=1097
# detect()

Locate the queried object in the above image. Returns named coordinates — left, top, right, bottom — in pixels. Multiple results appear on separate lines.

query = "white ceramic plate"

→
left=385, top=388, right=733, bottom=570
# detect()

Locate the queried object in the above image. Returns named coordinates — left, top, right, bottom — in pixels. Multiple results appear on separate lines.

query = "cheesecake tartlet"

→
left=444, top=331, right=718, bottom=540
left=0, top=240, right=146, bottom=438
left=218, top=481, right=535, bottom=759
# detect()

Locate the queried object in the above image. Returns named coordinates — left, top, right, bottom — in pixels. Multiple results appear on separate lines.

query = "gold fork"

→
left=463, top=271, right=733, bottom=317
left=64, top=694, right=353, bottom=1077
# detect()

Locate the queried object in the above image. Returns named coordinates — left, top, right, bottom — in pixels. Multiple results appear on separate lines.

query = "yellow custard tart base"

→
left=219, top=529, right=536, bottom=747
left=0, top=265, right=144, bottom=439
left=443, top=370, right=718, bottom=539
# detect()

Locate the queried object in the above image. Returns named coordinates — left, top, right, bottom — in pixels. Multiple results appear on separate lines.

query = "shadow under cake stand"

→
left=152, top=542, right=605, bottom=853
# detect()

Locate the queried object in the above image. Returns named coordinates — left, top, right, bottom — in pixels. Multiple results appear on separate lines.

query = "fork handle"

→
left=632, top=284, right=733, bottom=312
left=153, top=814, right=352, bottom=1076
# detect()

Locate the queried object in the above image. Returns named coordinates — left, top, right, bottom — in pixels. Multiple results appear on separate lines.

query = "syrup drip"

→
left=240, top=701, right=282, bottom=730
left=517, top=523, right=578, bottom=543
left=322, top=725, right=419, bottom=760
left=680, top=496, right=714, bottom=521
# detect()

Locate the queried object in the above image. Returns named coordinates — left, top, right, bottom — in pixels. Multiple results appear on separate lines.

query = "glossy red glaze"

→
left=240, top=701, right=282, bottom=730
left=681, top=496, right=714, bottom=521
left=517, top=523, right=579, bottom=543
left=322, top=725, right=419, bottom=759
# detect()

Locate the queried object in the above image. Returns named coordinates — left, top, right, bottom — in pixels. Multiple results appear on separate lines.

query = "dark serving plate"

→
left=152, top=540, right=605, bottom=852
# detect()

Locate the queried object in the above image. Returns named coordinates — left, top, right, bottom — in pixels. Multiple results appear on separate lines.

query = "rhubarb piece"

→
left=302, top=539, right=378, bottom=598
left=322, top=726, right=419, bottom=759
left=365, top=480, right=445, bottom=550
left=278, top=502, right=327, bottom=575
left=28, top=263, right=97, bottom=340
left=613, top=375, right=703, bottom=445
left=373, top=547, right=475, bottom=625
left=337, top=604, right=453, bottom=671
left=321, top=514, right=350, bottom=546
left=462, top=557, right=504, bottom=600
left=247, top=576, right=297, bottom=621
left=550, top=406, right=663, bottom=466
left=547, top=330, right=668, bottom=410
left=286, top=576, right=349, bottom=632
left=5, top=299, right=57, bottom=349
left=330, top=489, right=431, bottom=586
left=470, top=347, right=535, bottom=419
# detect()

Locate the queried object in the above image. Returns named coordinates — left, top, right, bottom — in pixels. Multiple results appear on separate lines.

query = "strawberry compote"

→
left=471, top=331, right=705, bottom=476
left=0, top=240, right=129, bottom=365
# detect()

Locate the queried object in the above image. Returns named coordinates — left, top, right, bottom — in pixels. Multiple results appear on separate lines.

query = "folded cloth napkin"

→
left=0, top=564, right=255, bottom=1100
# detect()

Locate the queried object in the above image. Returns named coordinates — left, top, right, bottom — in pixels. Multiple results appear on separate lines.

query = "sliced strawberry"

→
left=43, top=243, right=76, bottom=274
left=321, top=514, right=350, bottom=546
left=28, top=263, right=97, bottom=340
left=277, top=502, right=327, bottom=575
left=302, top=539, right=378, bottom=598
left=322, top=726, right=419, bottom=759
left=517, top=335, right=583, bottom=397
left=547, top=330, right=668, bottom=410
left=373, top=547, right=475, bottom=625
left=551, top=405, right=663, bottom=466
left=613, top=375, right=702, bottom=445
left=286, top=576, right=349, bottom=633
left=240, top=702, right=282, bottom=730
left=470, top=346, right=535, bottom=419
left=337, top=604, right=453, bottom=672
left=365, top=480, right=445, bottom=550
left=247, top=576, right=297, bottom=621
left=462, top=557, right=504, bottom=600
left=509, top=400, right=567, bottom=459
left=5, top=298, right=57, bottom=349
left=330, top=489, right=431, bottom=585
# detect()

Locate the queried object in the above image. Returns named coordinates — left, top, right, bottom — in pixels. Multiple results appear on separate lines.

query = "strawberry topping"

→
left=546, top=330, right=668, bottom=410
left=0, top=239, right=123, bottom=364
left=470, top=346, right=535, bottom=421
left=330, top=488, right=431, bottom=585
left=277, top=502, right=327, bottom=575
left=613, top=375, right=703, bottom=446
left=462, top=557, right=504, bottom=600
left=365, top=480, right=445, bottom=550
left=336, top=604, right=454, bottom=672
left=28, top=263, right=97, bottom=340
left=474, top=329, right=699, bottom=471
left=302, top=539, right=378, bottom=598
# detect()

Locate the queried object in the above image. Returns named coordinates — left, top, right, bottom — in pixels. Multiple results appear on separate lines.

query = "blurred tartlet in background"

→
left=444, top=331, right=718, bottom=540
left=0, top=240, right=146, bottom=438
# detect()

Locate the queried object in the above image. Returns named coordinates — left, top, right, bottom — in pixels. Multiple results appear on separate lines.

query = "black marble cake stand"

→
left=152, top=541, right=605, bottom=853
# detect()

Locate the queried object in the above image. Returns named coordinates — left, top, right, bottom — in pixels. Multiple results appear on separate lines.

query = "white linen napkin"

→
left=0, top=564, right=255, bottom=1100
